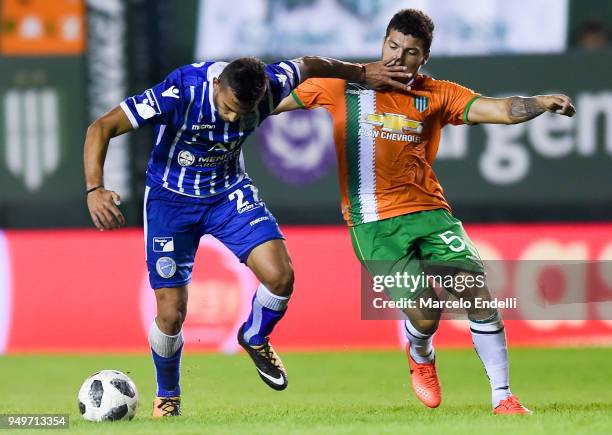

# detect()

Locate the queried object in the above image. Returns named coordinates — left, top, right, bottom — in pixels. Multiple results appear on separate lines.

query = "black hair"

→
left=385, top=9, right=434, bottom=53
left=219, top=57, right=267, bottom=105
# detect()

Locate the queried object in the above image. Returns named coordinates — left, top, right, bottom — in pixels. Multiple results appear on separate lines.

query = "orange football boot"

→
left=494, top=395, right=532, bottom=415
left=406, top=343, right=441, bottom=408
left=152, top=396, right=181, bottom=417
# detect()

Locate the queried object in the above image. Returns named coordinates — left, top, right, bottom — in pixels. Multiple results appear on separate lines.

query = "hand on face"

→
left=362, top=61, right=413, bottom=92
left=381, top=30, right=429, bottom=81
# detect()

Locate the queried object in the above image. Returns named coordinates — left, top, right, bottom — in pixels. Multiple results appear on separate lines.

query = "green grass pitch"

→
left=1, top=348, right=612, bottom=434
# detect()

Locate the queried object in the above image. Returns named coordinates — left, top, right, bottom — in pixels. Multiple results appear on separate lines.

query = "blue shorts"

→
left=144, top=179, right=283, bottom=289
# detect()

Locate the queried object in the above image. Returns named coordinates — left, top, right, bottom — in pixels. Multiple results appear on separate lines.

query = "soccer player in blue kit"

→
left=83, top=55, right=410, bottom=417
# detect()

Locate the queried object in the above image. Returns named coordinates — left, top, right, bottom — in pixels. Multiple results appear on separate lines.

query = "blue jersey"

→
left=120, top=60, right=301, bottom=197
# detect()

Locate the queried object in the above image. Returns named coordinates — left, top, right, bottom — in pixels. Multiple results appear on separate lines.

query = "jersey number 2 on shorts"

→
left=228, top=184, right=260, bottom=211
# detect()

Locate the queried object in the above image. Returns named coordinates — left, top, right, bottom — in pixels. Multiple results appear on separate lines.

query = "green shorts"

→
left=350, top=209, right=484, bottom=300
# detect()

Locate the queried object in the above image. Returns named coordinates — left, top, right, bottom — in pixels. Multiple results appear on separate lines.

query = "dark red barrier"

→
left=1, top=224, right=612, bottom=353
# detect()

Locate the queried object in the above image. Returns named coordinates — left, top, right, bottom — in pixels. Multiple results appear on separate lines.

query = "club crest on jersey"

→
left=413, top=96, right=429, bottom=112
left=363, top=113, right=424, bottom=134
left=177, top=150, right=195, bottom=167
left=133, top=89, right=161, bottom=120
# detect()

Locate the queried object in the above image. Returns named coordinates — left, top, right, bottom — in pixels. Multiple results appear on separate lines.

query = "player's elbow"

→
left=86, top=119, right=103, bottom=140
left=468, top=98, right=516, bottom=125
left=87, top=115, right=119, bottom=139
left=298, top=56, right=330, bottom=80
left=469, top=113, right=515, bottom=125
left=478, top=109, right=518, bottom=125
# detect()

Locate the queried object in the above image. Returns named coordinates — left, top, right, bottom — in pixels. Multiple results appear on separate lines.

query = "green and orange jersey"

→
left=291, top=74, right=480, bottom=226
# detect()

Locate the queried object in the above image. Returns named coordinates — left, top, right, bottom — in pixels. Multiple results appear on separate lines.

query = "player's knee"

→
left=468, top=308, right=501, bottom=325
left=155, top=290, right=187, bottom=334
left=412, top=318, right=439, bottom=336
left=156, top=307, right=185, bottom=335
left=262, top=263, right=294, bottom=297
left=464, top=288, right=498, bottom=321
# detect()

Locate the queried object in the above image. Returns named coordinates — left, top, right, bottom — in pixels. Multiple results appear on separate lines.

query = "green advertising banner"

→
left=0, top=0, right=137, bottom=229
left=0, top=57, right=92, bottom=227
left=244, top=52, right=611, bottom=223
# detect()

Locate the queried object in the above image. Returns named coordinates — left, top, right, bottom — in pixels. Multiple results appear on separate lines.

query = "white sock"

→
left=148, top=320, right=184, bottom=357
left=404, top=319, right=434, bottom=364
left=470, top=313, right=511, bottom=408
left=256, top=283, right=290, bottom=311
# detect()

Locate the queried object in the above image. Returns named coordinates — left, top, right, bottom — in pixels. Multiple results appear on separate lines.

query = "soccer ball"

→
left=78, top=370, right=139, bottom=422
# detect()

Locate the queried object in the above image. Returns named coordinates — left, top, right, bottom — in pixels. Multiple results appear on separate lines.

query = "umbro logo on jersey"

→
left=161, top=86, right=180, bottom=99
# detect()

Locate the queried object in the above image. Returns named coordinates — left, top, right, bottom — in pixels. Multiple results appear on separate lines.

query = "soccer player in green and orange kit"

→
left=273, top=9, right=575, bottom=414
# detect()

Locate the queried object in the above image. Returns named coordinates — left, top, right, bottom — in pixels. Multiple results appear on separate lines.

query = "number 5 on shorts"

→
left=438, top=230, right=467, bottom=253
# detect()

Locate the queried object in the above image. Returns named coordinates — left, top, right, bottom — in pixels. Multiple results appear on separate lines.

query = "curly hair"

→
left=219, top=57, right=267, bottom=106
left=385, top=9, right=435, bottom=52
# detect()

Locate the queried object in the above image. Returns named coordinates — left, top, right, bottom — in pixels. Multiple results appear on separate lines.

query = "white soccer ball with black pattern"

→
left=78, top=370, right=139, bottom=422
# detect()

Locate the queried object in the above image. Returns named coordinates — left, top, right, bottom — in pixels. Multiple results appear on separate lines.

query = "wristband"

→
left=86, top=185, right=104, bottom=195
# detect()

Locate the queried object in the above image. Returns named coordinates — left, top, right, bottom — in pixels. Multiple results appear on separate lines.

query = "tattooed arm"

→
left=466, top=94, right=575, bottom=124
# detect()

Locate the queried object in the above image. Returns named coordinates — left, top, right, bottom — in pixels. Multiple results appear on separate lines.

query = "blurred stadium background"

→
left=0, top=0, right=611, bottom=374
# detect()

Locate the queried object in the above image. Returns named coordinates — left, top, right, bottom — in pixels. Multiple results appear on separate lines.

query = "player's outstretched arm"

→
left=467, top=94, right=576, bottom=124
left=83, top=106, right=133, bottom=231
left=293, top=56, right=412, bottom=92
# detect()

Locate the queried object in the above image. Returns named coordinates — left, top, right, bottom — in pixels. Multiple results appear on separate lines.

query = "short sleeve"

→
left=265, top=60, right=301, bottom=105
left=119, top=69, right=183, bottom=128
left=439, top=80, right=481, bottom=126
left=293, top=78, right=341, bottom=111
